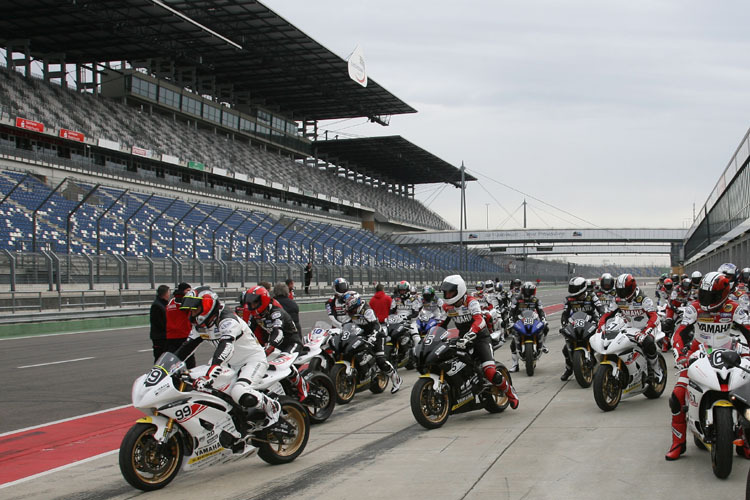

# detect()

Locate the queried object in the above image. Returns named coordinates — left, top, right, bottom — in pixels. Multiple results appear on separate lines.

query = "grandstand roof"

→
left=314, top=136, right=476, bottom=185
left=0, top=0, right=416, bottom=121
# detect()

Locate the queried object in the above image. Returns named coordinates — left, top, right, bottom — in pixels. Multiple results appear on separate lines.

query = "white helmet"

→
left=440, top=275, right=467, bottom=305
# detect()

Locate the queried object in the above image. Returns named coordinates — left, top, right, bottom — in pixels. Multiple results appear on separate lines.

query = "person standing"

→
left=285, top=278, right=296, bottom=299
left=369, top=283, right=392, bottom=323
left=166, top=282, right=195, bottom=368
left=149, top=285, right=170, bottom=362
left=274, top=282, right=302, bottom=336
left=304, top=263, right=313, bottom=294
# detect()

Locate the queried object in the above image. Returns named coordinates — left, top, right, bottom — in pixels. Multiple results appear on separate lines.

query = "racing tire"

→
left=572, top=349, right=593, bottom=388
left=711, top=405, right=734, bottom=479
left=410, top=377, right=450, bottom=429
left=485, top=363, right=511, bottom=413
left=119, top=422, right=184, bottom=492
left=330, top=363, right=356, bottom=405
left=524, top=344, right=535, bottom=377
left=593, top=364, right=621, bottom=412
left=369, top=371, right=389, bottom=394
left=303, top=371, right=336, bottom=424
left=256, top=398, right=310, bottom=465
left=643, top=355, right=668, bottom=399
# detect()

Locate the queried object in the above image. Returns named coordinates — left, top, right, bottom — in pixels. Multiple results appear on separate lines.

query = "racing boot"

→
left=389, top=367, right=403, bottom=394
left=510, top=339, right=519, bottom=372
left=241, top=392, right=281, bottom=428
left=560, top=364, right=573, bottom=381
left=484, top=364, right=519, bottom=410
left=290, top=370, right=308, bottom=402
left=497, top=378, right=519, bottom=410
left=735, top=429, right=750, bottom=459
left=665, top=422, right=687, bottom=461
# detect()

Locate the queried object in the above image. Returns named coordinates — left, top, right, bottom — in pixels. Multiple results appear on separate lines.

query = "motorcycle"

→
left=385, top=313, right=415, bottom=369
left=275, top=329, right=337, bottom=424
left=559, top=311, right=598, bottom=388
left=729, top=356, right=750, bottom=490
left=588, top=316, right=668, bottom=411
left=416, top=309, right=440, bottom=339
left=119, top=352, right=309, bottom=491
left=511, top=310, right=546, bottom=376
left=328, top=323, right=390, bottom=404
left=686, top=346, right=750, bottom=479
left=410, top=326, right=512, bottom=429
left=486, top=307, right=505, bottom=350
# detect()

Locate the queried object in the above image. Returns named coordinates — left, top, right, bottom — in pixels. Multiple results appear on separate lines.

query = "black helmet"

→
left=333, top=277, right=349, bottom=296
left=511, top=278, right=522, bottom=290
left=600, top=273, right=614, bottom=292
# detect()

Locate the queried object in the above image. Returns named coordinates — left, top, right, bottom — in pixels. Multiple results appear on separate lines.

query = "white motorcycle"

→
left=291, top=324, right=337, bottom=423
left=119, top=352, right=310, bottom=491
left=589, top=316, right=668, bottom=411
left=686, top=345, right=750, bottom=479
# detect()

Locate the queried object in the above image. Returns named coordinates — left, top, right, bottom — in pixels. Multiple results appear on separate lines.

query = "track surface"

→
left=1, top=286, right=748, bottom=499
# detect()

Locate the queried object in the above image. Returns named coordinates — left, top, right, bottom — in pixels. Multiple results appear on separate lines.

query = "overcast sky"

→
left=262, top=1, right=750, bottom=264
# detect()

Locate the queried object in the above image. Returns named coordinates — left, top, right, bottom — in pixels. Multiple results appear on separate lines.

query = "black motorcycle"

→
left=559, top=311, right=598, bottom=387
left=328, top=323, right=389, bottom=404
left=410, top=326, right=511, bottom=429
left=385, top=314, right=415, bottom=370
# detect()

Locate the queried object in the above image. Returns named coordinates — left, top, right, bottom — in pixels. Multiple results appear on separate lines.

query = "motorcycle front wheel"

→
left=572, top=349, right=593, bottom=388
left=119, top=422, right=184, bottom=491
left=711, top=406, right=734, bottom=479
left=303, top=371, right=336, bottom=424
left=524, top=344, right=535, bottom=376
left=410, top=377, right=450, bottom=429
left=255, top=398, right=310, bottom=465
left=593, top=364, right=621, bottom=412
left=330, top=363, right=356, bottom=404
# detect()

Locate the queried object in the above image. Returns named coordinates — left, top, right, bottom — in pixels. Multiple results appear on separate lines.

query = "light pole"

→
left=485, top=203, right=490, bottom=230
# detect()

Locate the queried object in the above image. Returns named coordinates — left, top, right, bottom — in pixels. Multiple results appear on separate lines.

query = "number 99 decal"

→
left=175, top=405, right=192, bottom=421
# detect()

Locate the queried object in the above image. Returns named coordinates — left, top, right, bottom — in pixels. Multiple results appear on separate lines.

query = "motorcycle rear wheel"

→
left=593, top=364, right=621, bottom=412
left=369, top=371, right=389, bottom=394
left=330, top=363, right=356, bottom=404
left=256, top=398, right=310, bottom=465
left=303, top=371, right=336, bottom=424
left=524, top=345, right=535, bottom=376
left=711, top=406, right=734, bottom=479
left=643, top=355, right=668, bottom=399
left=410, top=377, right=450, bottom=429
left=119, top=422, right=183, bottom=491
left=485, top=363, right=511, bottom=413
left=572, top=349, right=593, bottom=388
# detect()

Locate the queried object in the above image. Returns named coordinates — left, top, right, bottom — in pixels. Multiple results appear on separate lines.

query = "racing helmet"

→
left=474, top=281, right=484, bottom=297
left=615, top=274, right=637, bottom=301
left=510, top=278, right=522, bottom=290
left=333, top=277, right=349, bottom=297
left=521, top=281, right=536, bottom=299
left=718, top=263, right=737, bottom=282
left=690, top=271, right=703, bottom=287
left=671, top=273, right=680, bottom=285
left=344, top=292, right=363, bottom=315
left=396, top=280, right=411, bottom=298
left=680, top=278, right=692, bottom=292
left=663, top=278, right=674, bottom=292
left=484, top=280, right=495, bottom=293
left=568, top=277, right=587, bottom=297
left=659, top=273, right=667, bottom=283
left=698, top=271, right=731, bottom=312
left=440, top=275, right=467, bottom=306
left=739, top=267, right=750, bottom=285
left=585, top=279, right=594, bottom=292
left=496, top=283, right=504, bottom=292
left=422, top=285, right=436, bottom=303
left=180, top=288, right=222, bottom=327
left=243, top=285, right=272, bottom=318
left=600, top=273, right=614, bottom=292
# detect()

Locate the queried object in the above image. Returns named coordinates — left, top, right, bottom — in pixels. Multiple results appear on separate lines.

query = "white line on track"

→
left=137, top=348, right=151, bottom=352
left=0, top=449, right=118, bottom=490
left=17, top=357, right=95, bottom=369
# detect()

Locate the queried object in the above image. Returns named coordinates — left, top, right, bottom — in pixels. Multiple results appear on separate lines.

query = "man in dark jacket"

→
left=304, top=263, right=313, bottom=294
left=149, top=285, right=170, bottom=361
left=369, top=283, right=392, bottom=323
left=274, top=282, right=302, bottom=336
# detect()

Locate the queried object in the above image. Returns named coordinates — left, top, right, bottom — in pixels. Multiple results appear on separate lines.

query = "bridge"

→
left=393, top=228, right=688, bottom=265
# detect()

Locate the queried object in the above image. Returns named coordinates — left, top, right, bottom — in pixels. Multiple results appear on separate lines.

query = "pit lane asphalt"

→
left=2, top=286, right=747, bottom=499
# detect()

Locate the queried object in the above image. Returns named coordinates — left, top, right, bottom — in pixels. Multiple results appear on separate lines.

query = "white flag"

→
left=347, top=44, right=367, bottom=87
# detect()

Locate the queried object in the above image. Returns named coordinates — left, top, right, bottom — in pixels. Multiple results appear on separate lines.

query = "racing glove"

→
left=193, top=364, right=223, bottom=391
left=635, top=328, right=653, bottom=344
left=456, top=332, right=476, bottom=350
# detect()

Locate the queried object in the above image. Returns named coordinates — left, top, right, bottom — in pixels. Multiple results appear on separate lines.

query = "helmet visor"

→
left=616, top=286, right=632, bottom=299
left=179, top=296, right=203, bottom=313
left=334, top=281, right=348, bottom=294
left=698, top=288, right=724, bottom=309
left=244, top=293, right=263, bottom=311
left=441, top=282, right=458, bottom=301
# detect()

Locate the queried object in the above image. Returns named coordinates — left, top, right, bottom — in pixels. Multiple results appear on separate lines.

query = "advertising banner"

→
left=131, top=146, right=150, bottom=157
left=59, top=128, right=85, bottom=142
left=97, top=138, right=120, bottom=151
left=187, top=160, right=205, bottom=171
left=347, top=45, right=367, bottom=87
left=15, top=117, right=44, bottom=133
left=160, top=153, right=180, bottom=165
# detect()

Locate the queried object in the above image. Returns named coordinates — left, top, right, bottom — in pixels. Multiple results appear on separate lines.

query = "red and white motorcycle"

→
left=120, top=352, right=309, bottom=491
left=588, top=316, right=668, bottom=411
left=685, top=344, right=750, bottom=478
